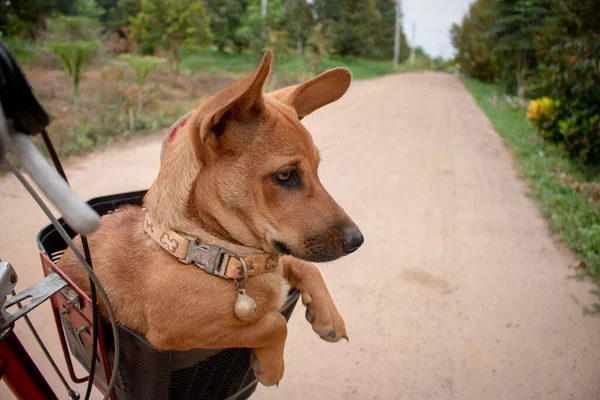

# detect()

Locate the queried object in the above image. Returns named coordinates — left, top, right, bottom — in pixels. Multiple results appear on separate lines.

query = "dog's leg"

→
left=247, top=312, right=287, bottom=387
left=282, top=256, right=347, bottom=342
left=146, top=311, right=287, bottom=387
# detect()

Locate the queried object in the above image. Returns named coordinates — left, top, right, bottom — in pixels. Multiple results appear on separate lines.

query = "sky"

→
left=402, top=0, right=474, bottom=59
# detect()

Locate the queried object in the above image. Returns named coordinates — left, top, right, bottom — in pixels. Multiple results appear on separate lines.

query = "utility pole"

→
left=409, top=21, right=416, bottom=65
left=392, top=0, right=402, bottom=70
left=261, top=0, right=268, bottom=42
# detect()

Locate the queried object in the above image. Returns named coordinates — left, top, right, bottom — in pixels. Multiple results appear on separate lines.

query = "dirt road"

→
left=1, top=72, right=599, bottom=400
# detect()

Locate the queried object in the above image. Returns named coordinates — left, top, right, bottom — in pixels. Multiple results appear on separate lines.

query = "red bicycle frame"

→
left=0, top=328, right=58, bottom=400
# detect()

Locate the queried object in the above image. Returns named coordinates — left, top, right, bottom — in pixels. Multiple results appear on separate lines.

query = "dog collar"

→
left=143, top=213, right=280, bottom=280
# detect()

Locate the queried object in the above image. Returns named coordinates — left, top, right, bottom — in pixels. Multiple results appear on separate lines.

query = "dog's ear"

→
left=193, top=51, right=273, bottom=145
left=269, top=67, right=351, bottom=119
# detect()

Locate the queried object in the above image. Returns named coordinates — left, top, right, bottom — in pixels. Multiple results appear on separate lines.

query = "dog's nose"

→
left=342, top=227, right=364, bottom=254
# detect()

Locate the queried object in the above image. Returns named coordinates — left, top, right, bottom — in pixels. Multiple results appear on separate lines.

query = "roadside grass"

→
left=462, top=77, right=600, bottom=291
left=180, top=47, right=422, bottom=81
left=1, top=37, right=43, bottom=64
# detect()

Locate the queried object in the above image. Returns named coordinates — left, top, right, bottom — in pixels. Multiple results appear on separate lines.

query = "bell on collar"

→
left=234, top=288, right=257, bottom=321
left=233, top=257, right=256, bottom=321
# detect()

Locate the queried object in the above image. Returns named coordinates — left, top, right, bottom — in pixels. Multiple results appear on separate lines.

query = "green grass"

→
left=462, top=78, right=600, bottom=287
left=180, top=48, right=421, bottom=81
left=2, top=37, right=44, bottom=64
left=321, top=55, right=421, bottom=79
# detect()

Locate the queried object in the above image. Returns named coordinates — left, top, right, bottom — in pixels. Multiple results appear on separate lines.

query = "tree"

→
left=306, top=22, right=333, bottom=74
left=0, top=0, right=73, bottom=38
left=452, top=0, right=600, bottom=163
left=313, top=0, right=343, bottom=26
left=235, top=0, right=287, bottom=55
left=130, top=0, right=211, bottom=68
left=283, top=0, right=314, bottom=55
left=73, top=0, right=105, bottom=19
left=204, top=0, right=250, bottom=52
left=311, top=0, right=414, bottom=60
left=96, top=0, right=120, bottom=15
left=450, top=0, right=498, bottom=81
left=332, top=0, right=381, bottom=57
left=531, top=0, right=600, bottom=163
left=411, top=46, right=434, bottom=68
left=431, top=56, right=443, bottom=70
left=488, top=0, right=549, bottom=96
left=534, top=0, right=600, bottom=99
left=104, top=0, right=140, bottom=32
left=373, top=0, right=409, bottom=61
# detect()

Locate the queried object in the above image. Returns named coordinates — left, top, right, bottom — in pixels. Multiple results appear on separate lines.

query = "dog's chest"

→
left=277, top=280, right=291, bottom=311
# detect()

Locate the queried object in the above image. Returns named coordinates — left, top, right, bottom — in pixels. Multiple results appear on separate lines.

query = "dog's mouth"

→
left=268, top=223, right=363, bottom=263
left=272, top=240, right=292, bottom=255
left=270, top=239, right=349, bottom=263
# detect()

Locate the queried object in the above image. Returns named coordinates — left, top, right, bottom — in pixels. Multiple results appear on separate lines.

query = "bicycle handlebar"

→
left=0, top=108, right=100, bottom=235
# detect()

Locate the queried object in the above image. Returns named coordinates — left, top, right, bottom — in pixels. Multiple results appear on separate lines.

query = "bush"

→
left=129, top=0, right=211, bottom=69
left=47, top=41, right=101, bottom=104
left=555, top=100, right=600, bottom=164
left=530, top=0, right=600, bottom=165
left=234, top=0, right=287, bottom=55
left=45, top=15, right=102, bottom=42
left=527, top=96, right=600, bottom=164
left=1, top=37, right=44, bottom=64
left=526, top=97, right=561, bottom=141
left=118, top=54, right=167, bottom=113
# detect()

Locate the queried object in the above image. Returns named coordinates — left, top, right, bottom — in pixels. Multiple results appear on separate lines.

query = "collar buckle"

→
left=179, top=236, right=236, bottom=280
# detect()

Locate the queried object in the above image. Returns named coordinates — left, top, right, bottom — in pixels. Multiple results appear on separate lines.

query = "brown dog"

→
left=59, top=51, right=363, bottom=387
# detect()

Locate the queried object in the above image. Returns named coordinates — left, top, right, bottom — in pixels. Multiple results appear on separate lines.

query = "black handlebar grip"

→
left=0, top=40, right=49, bottom=136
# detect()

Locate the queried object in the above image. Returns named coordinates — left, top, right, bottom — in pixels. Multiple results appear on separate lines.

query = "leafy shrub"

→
left=527, top=97, right=600, bottom=164
left=306, top=22, right=333, bottom=75
left=129, top=0, right=211, bottom=69
left=1, top=37, right=43, bottom=64
left=45, top=15, right=102, bottom=42
left=555, top=100, right=600, bottom=164
left=118, top=54, right=167, bottom=113
left=526, top=97, right=561, bottom=141
left=47, top=41, right=101, bottom=103
left=204, top=0, right=249, bottom=52
left=234, top=0, right=286, bottom=55
left=531, top=0, right=600, bottom=164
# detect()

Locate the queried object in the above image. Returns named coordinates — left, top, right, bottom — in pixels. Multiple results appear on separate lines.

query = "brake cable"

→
left=38, top=129, right=100, bottom=400
left=4, top=157, right=120, bottom=400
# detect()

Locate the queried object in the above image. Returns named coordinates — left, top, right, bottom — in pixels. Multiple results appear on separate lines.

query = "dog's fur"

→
left=59, top=51, right=363, bottom=386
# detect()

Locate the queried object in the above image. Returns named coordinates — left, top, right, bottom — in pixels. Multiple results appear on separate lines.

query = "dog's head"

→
left=184, top=51, right=363, bottom=262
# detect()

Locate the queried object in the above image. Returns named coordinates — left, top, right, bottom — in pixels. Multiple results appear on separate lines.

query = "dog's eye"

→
left=274, top=170, right=292, bottom=182
left=272, top=169, right=301, bottom=189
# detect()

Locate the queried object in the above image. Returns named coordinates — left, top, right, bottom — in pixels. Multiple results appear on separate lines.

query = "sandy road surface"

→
left=1, top=72, right=599, bottom=400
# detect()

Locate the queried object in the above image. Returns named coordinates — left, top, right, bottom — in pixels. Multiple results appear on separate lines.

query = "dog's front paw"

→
left=251, top=351, right=285, bottom=387
left=302, top=292, right=348, bottom=343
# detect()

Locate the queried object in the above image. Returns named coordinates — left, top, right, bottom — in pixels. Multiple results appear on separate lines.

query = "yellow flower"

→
left=526, top=99, right=540, bottom=120
left=527, top=97, right=558, bottom=121
left=538, top=97, right=553, bottom=117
